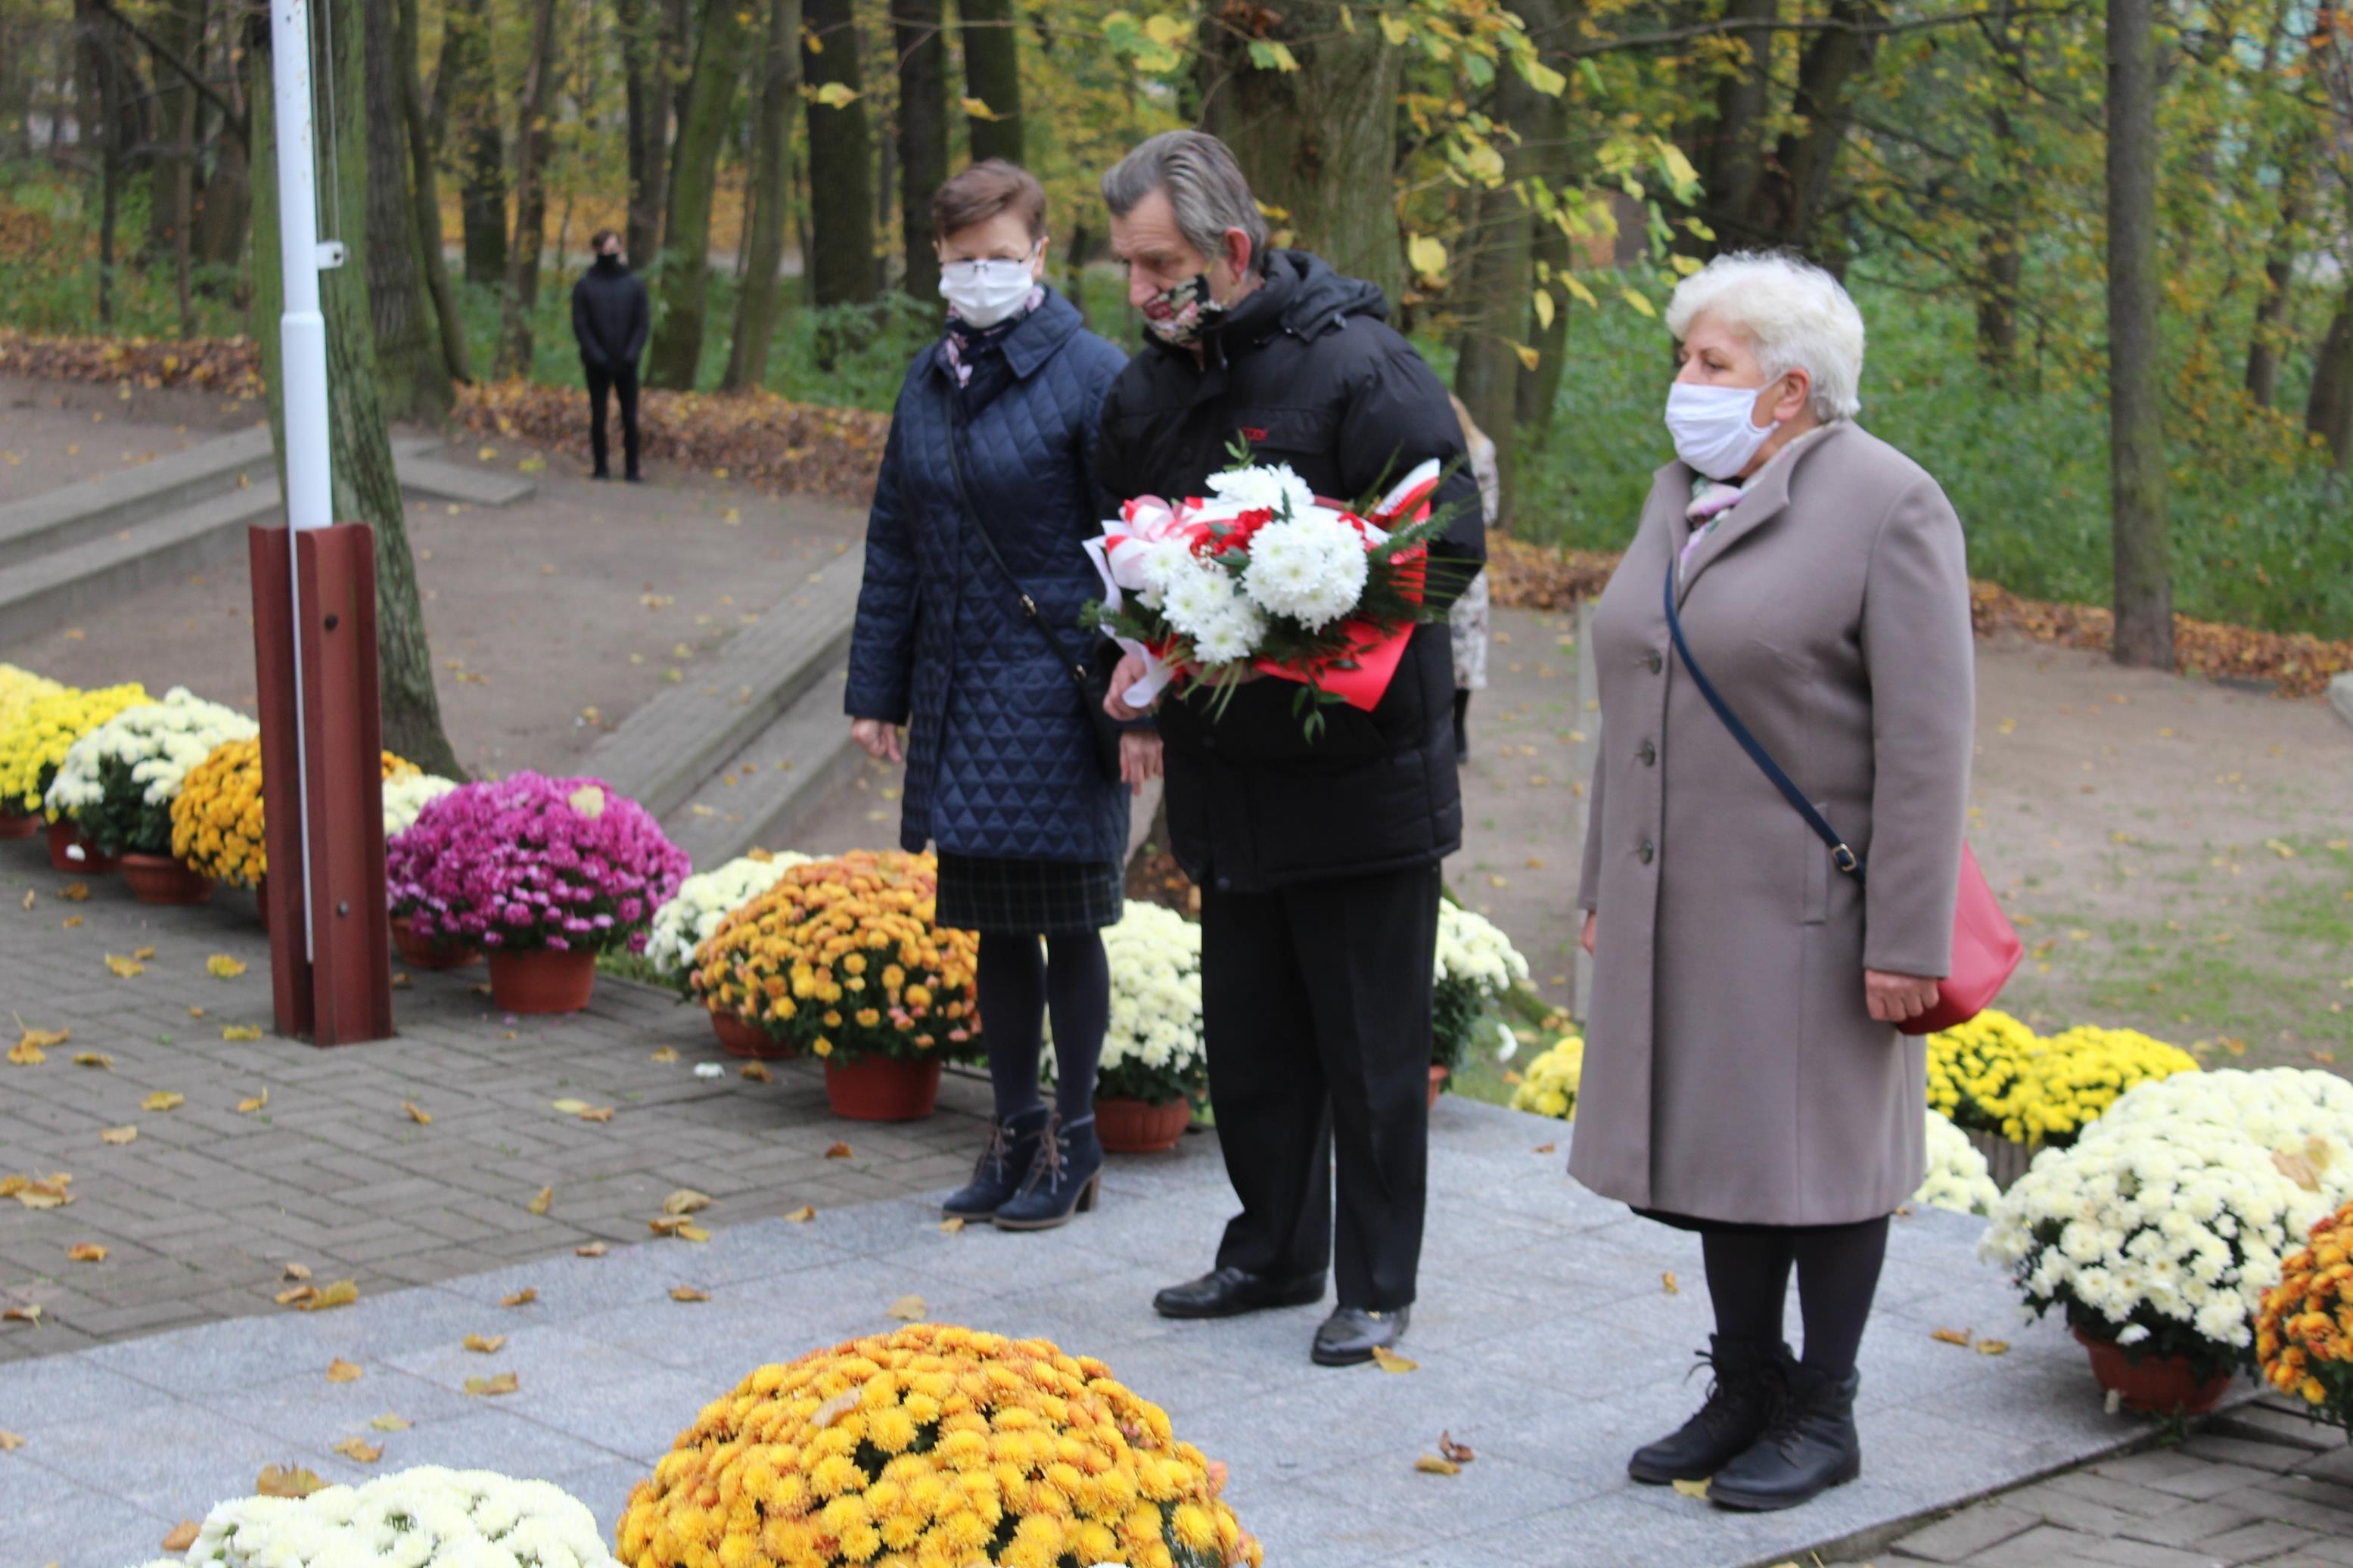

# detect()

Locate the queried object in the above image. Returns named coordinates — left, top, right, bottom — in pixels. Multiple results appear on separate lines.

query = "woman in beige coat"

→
left=1574, top=253, right=1972, bottom=1512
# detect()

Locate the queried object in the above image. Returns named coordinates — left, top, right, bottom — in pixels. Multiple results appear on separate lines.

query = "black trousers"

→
left=585, top=361, right=640, bottom=477
left=1202, top=862, right=1441, bottom=1310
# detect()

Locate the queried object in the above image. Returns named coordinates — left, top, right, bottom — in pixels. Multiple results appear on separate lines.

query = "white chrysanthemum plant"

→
left=1978, top=1069, right=2353, bottom=1382
left=1431, top=902, right=1531, bottom=1076
left=1046, top=902, right=1206, bottom=1107
left=383, top=770, right=459, bottom=841
left=1085, top=456, right=1459, bottom=738
left=126, top=1466, right=620, bottom=1568
left=645, top=848, right=816, bottom=989
left=45, top=687, right=257, bottom=858
left=1914, top=1108, right=2001, bottom=1216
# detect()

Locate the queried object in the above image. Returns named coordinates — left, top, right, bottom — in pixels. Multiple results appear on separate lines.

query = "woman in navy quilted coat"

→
left=844, top=161, right=1158, bottom=1231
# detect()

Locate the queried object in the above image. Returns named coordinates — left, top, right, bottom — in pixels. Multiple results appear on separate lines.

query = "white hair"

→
left=1665, top=252, right=1867, bottom=423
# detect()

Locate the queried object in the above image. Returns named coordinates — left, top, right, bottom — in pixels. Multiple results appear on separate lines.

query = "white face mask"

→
left=938, top=251, right=1038, bottom=328
left=1665, top=382, right=1776, bottom=480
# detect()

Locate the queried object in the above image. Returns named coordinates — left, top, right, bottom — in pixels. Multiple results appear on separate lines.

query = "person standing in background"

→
left=1445, top=392, right=1498, bottom=759
left=572, top=229, right=650, bottom=482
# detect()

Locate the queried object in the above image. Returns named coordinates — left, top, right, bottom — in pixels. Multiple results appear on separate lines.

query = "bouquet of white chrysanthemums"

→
left=129, top=1467, right=619, bottom=1568
left=1978, top=1069, right=2353, bottom=1380
left=1431, top=902, right=1529, bottom=1076
left=642, top=849, right=816, bottom=988
left=1044, top=902, right=1204, bottom=1107
left=1085, top=458, right=1457, bottom=736
left=45, top=687, right=256, bottom=856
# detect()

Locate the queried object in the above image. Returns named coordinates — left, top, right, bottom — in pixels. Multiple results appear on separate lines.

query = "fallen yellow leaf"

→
left=67, top=1243, right=107, bottom=1262
left=222, top=1025, right=263, bottom=1042
left=331, top=1436, right=383, bottom=1464
left=550, top=1098, right=592, bottom=1115
left=71, top=1051, right=111, bottom=1069
left=649, top=1046, right=679, bottom=1063
left=325, top=1358, right=363, bottom=1383
left=0, top=1428, right=23, bottom=1451
left=886, top=1293, right=926, bottom=1321
left=1413, top=1454, right=1461, bottom=1475
left=369, top=1414, right=411, bottom=1432
left=739, top=1061, right=772, bottom=1082
left=662, top=1189, right=713, bottom=1216
left=141, top=1091, right=184, bottom=1112
left=1531, top=1142, right=1556, bottom=1154
left=207, top=955, right=247, bottom=979
left=575, top=1241, right=609, bottom=1258
left=527, top=1185, right=553, bottom=1216
left=1671, top=1477, right=1711, bottom=1500
left=1661, top=1271, right=1679, bottom=1296
left=402, top=1101, right=432, bottom=1126
left=577, top=1105, right=614, bottom=1122
left=1931, top=1327, right=1973, bottom=1346
left=1976, top=1340, right=2010, bottom=1356
left=3, top=1304, right=45, bottom=1324
left=236, top=1089, right=269, bottom=1113
left=824, top=1141, right=853, bottom=1160
left=784, top=1206, right=816, bottom=1223
left=160, top=1523, right=199, bottom=1552
left=940, top=1217, right=965, bottom=1234
left=1370, top=1346, right=1418, bottom=1374
left=11, top=1025, right=67, bottom=1064
left=62, top=914, right=81, bottom=927
left=297, top=1279, right=358, bottom=1312
left=58, top=883, right=89, bottom=902
left=462, top=1334, right=508, bottom=1354
left=283, top=1262, right=312, bottom=1281
left=1439, top=1432, right=1475, bottom=1465
left=132, top=946, right=155, bottom=961
left=255, top=1464, right=325, bottom=1498
left=104, top=954, right=144, bottom=977
left=464, top=1371, right=519, bottom=1396
left=679, top=1223, right=711, bottom=1243
left=99, top=1125, right=138, bottom=1144
left=670, top=1285, right=711, bottom=1303
left=500, top=1288, right=539, bottom=1308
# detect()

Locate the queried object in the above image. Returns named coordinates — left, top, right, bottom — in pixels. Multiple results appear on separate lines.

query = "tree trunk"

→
left=2105, top=0, right=2173, bottom=669
left=645, top=0, right=750, bottom=390
left=959, top=0, right=1023, bottom=164
left=442, top=0, right=506, bottom=287
left=1747, top=0, right=1882, bottom=259
left=897, top=0, right=947, bottom=307
left=397, top=0, right=471, bottom=385
left=1453, top=35, right=1553, bottom=524
left=2245, top=153, right=2309, bottom=406
left=1198, top=3, right=1400, bottom=307
left=146, top=0, right=205, bottom=262
left=248, top=0, right=463, bottom=779
left=617, top=0, right=671, bottom=268
left=1975, top=0, right=2027, bottom=377
left=723, top=0, right=800, bottom=393
left=1516, top=2, right=1581, bottom=436
left=195, top=22, right=250, bottom=273
left=495, top=0, right=564, bottom=380
left=1689, top=0, right=1777, bottom=253
left=363, top=0, right=449, bottom=421
left=2307, top=289, right=2353, bottom=470
left=803, top=0, right=878, bottom=368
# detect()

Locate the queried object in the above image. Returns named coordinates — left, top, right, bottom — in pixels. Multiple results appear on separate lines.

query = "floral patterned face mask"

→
left=1142, top=272, right=1229, bottom=346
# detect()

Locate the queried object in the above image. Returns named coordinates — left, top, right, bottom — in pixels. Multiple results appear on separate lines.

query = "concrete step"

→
left=0, top=477, right=282, bottom=644
left=581, top=552, right=863, bottom=828
left=657, top=675, right=866, bottom=867
left=393, top=452, right=534, bottom=508
left=0, top=424, right=272, bottom=570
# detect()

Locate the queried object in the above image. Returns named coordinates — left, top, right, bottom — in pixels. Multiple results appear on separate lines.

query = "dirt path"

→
left=0, top=377, right=253, bottom=506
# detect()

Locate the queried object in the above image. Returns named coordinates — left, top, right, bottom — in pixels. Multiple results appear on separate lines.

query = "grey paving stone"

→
left=2114, top=1495, right=2267, bottom=1545
left=2045, top=1467, right=2200, bottom=1521
left=2177, top=1432, right=2317, bottom=1473
left=1893, top=1500, right=2043, bottom=1563
left=513, top=1364, right=735, bottom=1466
left=2191, top=1519, right=2330, bottom=1561
left=2142, top=1461, right=2289, bottom=1501
left=354, top=1404, right=629, bottom=1480
left=1963, top=1523, right=2121, bottom=1566
left=2075, top=1538, right=2238, bottom=1568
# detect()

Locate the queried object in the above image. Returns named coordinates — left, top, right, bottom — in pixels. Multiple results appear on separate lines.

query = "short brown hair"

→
left=931, top=160, right=1047, bottom=246
left=590, top=228, right=621, bottom=250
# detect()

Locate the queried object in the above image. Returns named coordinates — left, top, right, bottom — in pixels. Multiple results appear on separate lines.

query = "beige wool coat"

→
left=1570, top=420, right=1975, bottom=1227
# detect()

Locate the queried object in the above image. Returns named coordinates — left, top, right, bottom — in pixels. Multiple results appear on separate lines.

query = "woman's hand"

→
left=1119, top=731, right=1164, bottom=795
left=1105, top=654, right=1158, bottom=720
left=849, top=718, right=904, bottom=765
left=1580, top=911, right=1596, bottom=956
left=1864, top=970, right=1940, bottom=1025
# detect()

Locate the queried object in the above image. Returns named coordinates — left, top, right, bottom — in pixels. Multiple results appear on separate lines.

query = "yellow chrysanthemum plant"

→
left=1926, top=1009, right=2199, bottom=1147
left=688, top=850, right=982, bottom=1064
left=0, top=682, right=149, bottom=819
left=1509, top=1029, right=1584, bottom=1121
left=0, top=663, right=64, bottom=734
left=171, top=739, right=418, bottom=888
left=2258, top=1200, right=2353, bottom=1432
left=617, top=1324, right=1263, bottom=1568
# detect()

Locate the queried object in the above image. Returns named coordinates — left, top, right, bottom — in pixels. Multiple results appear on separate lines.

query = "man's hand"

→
left=1865, top=970, right=1941, bottom=1025
left=849, top=719, right=904, bottom=765
left=1580, top=912, right=1596, bottom=956
left=1105, top=654, right=1158, bottom=721
left=1119, top=731, right=1164, bottom=795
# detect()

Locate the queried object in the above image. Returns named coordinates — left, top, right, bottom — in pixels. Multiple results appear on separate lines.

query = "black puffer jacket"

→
left=1095, top=249, right=1484, bottom=893
left=571, top=256, right=650, bottom=371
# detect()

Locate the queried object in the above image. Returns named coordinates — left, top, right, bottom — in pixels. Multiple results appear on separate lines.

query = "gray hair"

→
left=1100, top=130, right=1270, bottom=275
left=1665, top=251, right=1867, bottom=423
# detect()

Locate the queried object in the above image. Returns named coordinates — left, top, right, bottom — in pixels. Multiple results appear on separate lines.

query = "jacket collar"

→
left=929, top=285, right=1081, bottom=385
left=1670, top=420, right=1853, bottom=603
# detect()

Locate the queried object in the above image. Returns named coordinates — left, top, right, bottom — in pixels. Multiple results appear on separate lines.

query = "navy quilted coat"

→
left=844, top=288, right=1133, bottom=863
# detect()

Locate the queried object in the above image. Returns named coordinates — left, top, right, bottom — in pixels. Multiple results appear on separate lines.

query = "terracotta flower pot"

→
left=487, top=947, right=598, bottom=1014
left=2075, top=1327, right=2234, bottom=1415
left=1096, top=1095, right=1191, bottom=1154
left=823, top=1056, right=943, bottom=1122
left=1427, top=1064, right=1450, bottom=1109
left=388, top=914, right=481, bottom=971
left=46, top=818, right=115, bottom=875
left=0, top=810, right=37, bottom=840
left=711, top=1007, right=798, bottom=1060
left=120, top=852, right=215, bottom=905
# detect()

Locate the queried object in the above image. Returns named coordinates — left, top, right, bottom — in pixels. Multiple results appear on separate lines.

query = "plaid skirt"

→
left=935, top=853, right=1124, bottom=936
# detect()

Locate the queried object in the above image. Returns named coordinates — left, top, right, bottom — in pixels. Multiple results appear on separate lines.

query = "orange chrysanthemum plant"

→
left=170, top=737, right=415, bottom=888
left=616, top=1325, right=1262, bottom=1568
left=2256, top=1199, right=2353, bottom=1432
left=688, top=849, right=981, bottom=1064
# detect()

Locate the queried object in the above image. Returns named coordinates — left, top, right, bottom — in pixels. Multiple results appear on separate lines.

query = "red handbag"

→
left=1663, top=565, right=2022, bottom=1036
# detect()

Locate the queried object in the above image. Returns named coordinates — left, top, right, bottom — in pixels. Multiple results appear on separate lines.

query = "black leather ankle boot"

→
left=1627, top=1336, right=1792, bottom=1485
left=940, top=1107, right=1049, bottom=1219
left=1708, top=1362, right=1862, bottom=1511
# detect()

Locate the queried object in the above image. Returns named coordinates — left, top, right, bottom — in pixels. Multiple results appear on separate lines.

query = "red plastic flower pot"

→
left=822, top=1056, right=943, bottom=1122
left=389, top=914, right=481, bottom=971
left=120, top=852, right=215, bottom=906
left=486, top=947, right=598, bottom=1014
left=2075, top=1328, right=2235, bottom=1415
left=1095, top=1095, right=1192, bottom=1154
left=1427, top=1065, right=1450, bottom=1109
left=46, top=819, right=116, bottom=875
left=0, top=810, right=38, bottom=840
left=710, top=1008, right=798, bottom=1060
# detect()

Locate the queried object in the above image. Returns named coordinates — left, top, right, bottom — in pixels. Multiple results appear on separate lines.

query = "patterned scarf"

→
left=1678, top=427, right=1826, bottom=584
left=941, top=287, right=1046, bottom=387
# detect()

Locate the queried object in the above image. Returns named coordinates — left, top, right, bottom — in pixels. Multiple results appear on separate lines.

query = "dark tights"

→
left=976, top=932, right=1110, bottom=1125
left=1700, top=1216, right=1888, bottom=1380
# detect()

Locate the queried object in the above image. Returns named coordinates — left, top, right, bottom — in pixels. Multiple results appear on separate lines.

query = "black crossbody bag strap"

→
left=1661, top=561, right=1867, bottom=886
left=936, top=379, right=1124, bottom=781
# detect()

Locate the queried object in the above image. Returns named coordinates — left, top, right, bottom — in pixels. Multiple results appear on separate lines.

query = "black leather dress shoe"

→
left=1708, top=1363, right=1863, bottom=1511
left=1152, top=1266, right=1326, bottom=1320
left=1311, top=1305, right=1411, bottom=1366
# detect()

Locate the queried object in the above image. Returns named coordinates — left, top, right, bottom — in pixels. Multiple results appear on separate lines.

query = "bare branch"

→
left=88, top=0, right=249, bottom=148
left=1568, top=5, right=2085, bottom=59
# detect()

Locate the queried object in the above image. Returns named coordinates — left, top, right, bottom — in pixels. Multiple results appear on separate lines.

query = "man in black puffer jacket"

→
left=1095, top=131, right=1484, bottom=1368
left=570, top=230, right=650, bottom=480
